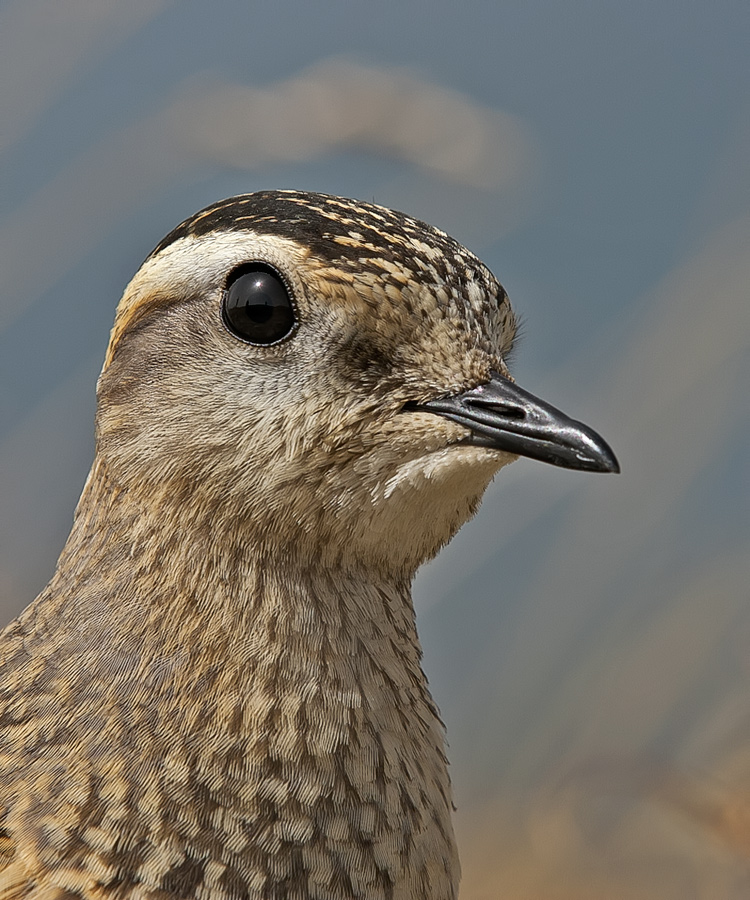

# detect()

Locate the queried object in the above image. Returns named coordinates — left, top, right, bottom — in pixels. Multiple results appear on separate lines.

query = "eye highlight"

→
left=222, top=263, right=297, bottom=345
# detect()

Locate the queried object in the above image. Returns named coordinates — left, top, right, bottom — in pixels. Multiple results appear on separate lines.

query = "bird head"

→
left=96, top=191, right=616, bottom=576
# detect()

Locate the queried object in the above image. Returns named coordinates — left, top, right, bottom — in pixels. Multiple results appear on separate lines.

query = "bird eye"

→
left=222, top=264, right=296, bottom=345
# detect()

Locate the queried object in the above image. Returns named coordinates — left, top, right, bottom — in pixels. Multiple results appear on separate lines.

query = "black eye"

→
left=222, top=264, right=296, bottom=345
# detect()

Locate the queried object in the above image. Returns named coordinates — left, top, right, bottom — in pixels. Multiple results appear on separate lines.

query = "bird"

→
left=0, top=190, right=618, bottom=900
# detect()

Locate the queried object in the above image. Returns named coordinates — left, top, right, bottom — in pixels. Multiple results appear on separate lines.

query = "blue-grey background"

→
left=1, top=2, right=748, bottom=896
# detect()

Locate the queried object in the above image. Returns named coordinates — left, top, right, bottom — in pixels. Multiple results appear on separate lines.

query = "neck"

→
left=14, top=459, right=460, bottom=899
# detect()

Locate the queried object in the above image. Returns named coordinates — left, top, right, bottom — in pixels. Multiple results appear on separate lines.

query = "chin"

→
left=353, top=445, right=517, bottom=574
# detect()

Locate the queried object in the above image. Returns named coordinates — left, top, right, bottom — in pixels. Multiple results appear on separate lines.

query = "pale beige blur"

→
left=174, top=59, right=532, bottom=191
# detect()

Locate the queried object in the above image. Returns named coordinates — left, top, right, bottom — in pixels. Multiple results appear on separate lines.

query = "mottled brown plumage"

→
left=0, top=191, right=616, bottom=900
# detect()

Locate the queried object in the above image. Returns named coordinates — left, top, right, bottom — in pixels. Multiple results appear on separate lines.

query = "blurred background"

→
left=0, top=1, right=748, bottom=896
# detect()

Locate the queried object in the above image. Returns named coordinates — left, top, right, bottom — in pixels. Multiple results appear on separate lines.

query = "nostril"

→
left=466, top=397, right=525, bottom=419
left=496, top=403, right=525, bottom=420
